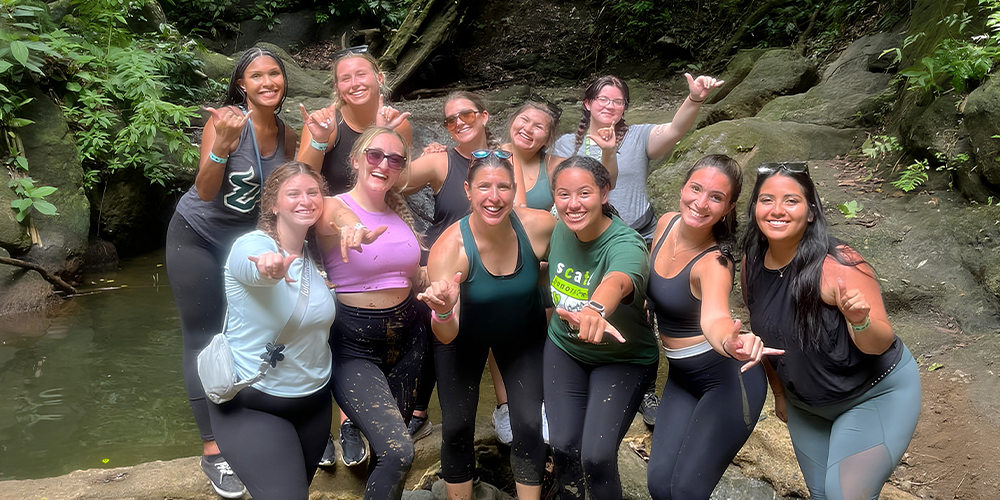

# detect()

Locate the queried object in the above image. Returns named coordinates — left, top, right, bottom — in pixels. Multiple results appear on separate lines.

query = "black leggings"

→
left=165, top=212, right=234, bottom=442
left=543, top=338, right=657, bottom=500
left=330, top=297, right=428, bottom=500
left=647, top=349, right=767, bottom=500
left=434, top=332, right=546, bottom=486
left=207, top=386, right=331, bottom=500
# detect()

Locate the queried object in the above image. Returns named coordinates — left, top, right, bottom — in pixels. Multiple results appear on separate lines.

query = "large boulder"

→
left=89, top=169, right=172, bottom=256
left=0, top=247, right=55, bottom=314
left=17, top=84, right=90, bottom=279
left=960, top=75, right=1000, bottom=200
left=707, top=48, right=770, bottom=105
left=901, top=94, right=962, bottom=159
left=648, top=118, right=862, bottom=216
left=756, top=32, right=902, bottom=129
left=701, top=49, right=819, bottom=126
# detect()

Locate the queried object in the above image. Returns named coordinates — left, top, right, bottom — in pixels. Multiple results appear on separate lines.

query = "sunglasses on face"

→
left=364, top=148, right=407, bottom=170
left=757, top=161, right=808, bottom=175
left=472, top=149, right=513, bottom=160
left=443, top=109, right=480, bottom=131
left=593, top=95, right=626, bottom=108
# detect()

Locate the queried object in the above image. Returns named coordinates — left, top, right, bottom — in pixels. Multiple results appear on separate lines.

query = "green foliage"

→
left=160, top=0, right=237, bottom=38
left=838, top=200, right=863, bottom=219
left=318, top=0, right=412, bottom=28
left=8, top=176, right=57, bottom=221
left=897, top=0, right=1000, bottom=95
left=595, top=0, right=672, bottom=52
left=892, top=158, right=930, bottom=192
left=861, top=134, right=902, bottom=160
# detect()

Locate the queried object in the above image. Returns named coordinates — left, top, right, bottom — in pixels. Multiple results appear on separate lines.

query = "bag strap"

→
left=236, top=245, right=312, bottom=389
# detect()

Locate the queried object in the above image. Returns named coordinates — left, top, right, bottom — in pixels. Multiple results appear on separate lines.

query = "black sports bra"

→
left=647, top=215, right=719, bottom=338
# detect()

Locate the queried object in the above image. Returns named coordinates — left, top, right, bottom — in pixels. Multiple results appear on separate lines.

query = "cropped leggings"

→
left=543, top=338, right=657, bottom=500
left=784, top=346, right=921, bottom=500
left=330, top=296, right=428, bottom=500
left=434, top=328, right=546, bottom=486
left=165, top=212, right=235, bottom=442
left=647, top=347, right=767, bottom=500
left=207, top=385, right=331, bottom=500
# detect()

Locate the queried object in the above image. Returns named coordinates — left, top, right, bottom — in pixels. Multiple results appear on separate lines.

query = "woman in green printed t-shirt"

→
left=543, top=155, right=658, bottom=500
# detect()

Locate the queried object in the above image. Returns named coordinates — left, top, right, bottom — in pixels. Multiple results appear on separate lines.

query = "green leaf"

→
left=32, top=200, right=58, bottom=216
left=10, top=41, right=29, bottom=65
left=14, top=156, right=28, bottom=170
left=8, top=118, right=34, bottom=128
left=32, top=186, right=58, bottom=197
left=928, top=362, right=944, bottom=371
left=66, top=82, right=81, bottom=92
left=11, top=198, right=32, bottom=211
left=0, top=61, right=12, bottom=73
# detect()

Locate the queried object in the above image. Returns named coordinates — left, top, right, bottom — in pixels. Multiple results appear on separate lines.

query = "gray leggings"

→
left=784, top=346, right=920, bottom=500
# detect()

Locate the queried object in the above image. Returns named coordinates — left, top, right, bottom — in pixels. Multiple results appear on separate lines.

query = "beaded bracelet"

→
left=851, top=314, right=871, bottom=331
left=208, top=152, right=228, bottom=164
left=310, top=138, right=329, bottom=152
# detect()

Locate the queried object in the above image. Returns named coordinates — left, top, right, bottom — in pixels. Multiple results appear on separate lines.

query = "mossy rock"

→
left=0, top=182, right=31, bottom=254
left=902, top=94, right=962, bottom=160
left=709, top=48, right=770, bottom=105
left=701, top=49, right=818, bottom=126
left=961, top=75, right=1000, bottom=199
left=648, top=118, right=862, bottom=216
left=194, top=47, right=236, bottom=82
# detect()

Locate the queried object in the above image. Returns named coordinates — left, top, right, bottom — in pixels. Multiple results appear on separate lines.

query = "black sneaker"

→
left=407, top=414, right=433, bottom=442
left=318, top=434, right=337, bottom=467
left=339, top=419, right=369, bottom=467
left=638, top=391, right=659, bottom=426
left=200, top=454, right=247, bottom=499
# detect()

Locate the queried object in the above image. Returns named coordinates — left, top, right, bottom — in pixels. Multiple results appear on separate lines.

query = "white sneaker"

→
left=492, top=403, right=513, bottom=445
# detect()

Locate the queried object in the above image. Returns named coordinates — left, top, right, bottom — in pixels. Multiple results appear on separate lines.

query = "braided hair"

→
left=572, top=75, right=630, bottom=153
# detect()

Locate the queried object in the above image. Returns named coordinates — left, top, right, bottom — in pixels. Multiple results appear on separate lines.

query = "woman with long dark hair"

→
left=543, top=155, right=656, bottom=500
left=742, top=162, right=921, bottom=500
left=645, top=155, right=780, bottom=499
left=418, top=149, right=556, bottom=500
left=166, top=46, right=297, bottom=498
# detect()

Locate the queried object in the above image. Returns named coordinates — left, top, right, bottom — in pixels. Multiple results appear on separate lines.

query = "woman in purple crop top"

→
left=645, top=155, right=780, bottom=500
left=314, top=127, right=428, bottom=500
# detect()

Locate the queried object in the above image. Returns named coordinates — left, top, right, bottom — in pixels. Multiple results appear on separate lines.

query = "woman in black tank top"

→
left=645, top=155, right=780, bottom=500
left=417, top=151, right=556, bottom=500
left=298, top=51, right=412, bottom=195
left=741, top=162, right=920, bottom=500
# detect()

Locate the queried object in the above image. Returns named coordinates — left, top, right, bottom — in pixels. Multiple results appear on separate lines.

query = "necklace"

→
left=777, top=264, right=790, bottom=278
left=669, top=233, right=712, bottom=261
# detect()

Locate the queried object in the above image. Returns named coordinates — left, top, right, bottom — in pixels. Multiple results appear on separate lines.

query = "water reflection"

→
left=0, top=250, right=198, bottom=480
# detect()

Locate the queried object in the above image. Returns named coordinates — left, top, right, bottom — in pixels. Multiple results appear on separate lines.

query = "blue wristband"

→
left=310, top=138, right=329, bottom=152
left=208, top=152, right=228, bottom=164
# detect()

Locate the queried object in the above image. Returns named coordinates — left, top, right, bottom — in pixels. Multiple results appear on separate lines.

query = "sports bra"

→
left=647, top=215, right=720, bottom=339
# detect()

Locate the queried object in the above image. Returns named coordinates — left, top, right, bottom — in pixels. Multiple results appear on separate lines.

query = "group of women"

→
left=167, top=45, right=921, bottom=500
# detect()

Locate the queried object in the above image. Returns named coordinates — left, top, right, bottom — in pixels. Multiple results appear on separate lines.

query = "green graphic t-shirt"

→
left=547, top=216, right=658, bottom=366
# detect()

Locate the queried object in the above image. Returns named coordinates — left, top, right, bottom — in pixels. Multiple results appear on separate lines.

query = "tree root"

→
left=0, top=255, right=77, bottom=295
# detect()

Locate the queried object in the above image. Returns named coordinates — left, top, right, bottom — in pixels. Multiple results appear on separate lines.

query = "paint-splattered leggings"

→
left=330, top=296, right=428, bottom=500
left=543, top=338, right=657, bottom=500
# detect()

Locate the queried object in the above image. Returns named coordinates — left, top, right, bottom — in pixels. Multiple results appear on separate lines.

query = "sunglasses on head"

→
left=333, top=45, right=369, bottom=59
left=364, top=148, right=407, bottom=170
left=757, top=161, right=808, bottom=175
left=472, top=149, right=512, bottom=160
left=443, top=109, right=479, bottom=131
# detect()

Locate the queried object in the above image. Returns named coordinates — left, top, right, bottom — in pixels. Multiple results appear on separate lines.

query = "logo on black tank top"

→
left=224, top=165, right=260, bottom=213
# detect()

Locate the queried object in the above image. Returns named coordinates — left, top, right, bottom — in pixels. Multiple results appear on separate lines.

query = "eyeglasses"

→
left=364, top=148, right=407, bottom=170
left=593, top=95, right=626, bottom=108
left=757, top=162, right=808, bottom=175
left=443, top=109, right=480, bottom=131
left=472, top=149, right=513, bottom=160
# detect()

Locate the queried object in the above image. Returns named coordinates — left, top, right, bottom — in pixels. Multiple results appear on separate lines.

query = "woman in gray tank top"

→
left=165, top=47, right=298, bottom=499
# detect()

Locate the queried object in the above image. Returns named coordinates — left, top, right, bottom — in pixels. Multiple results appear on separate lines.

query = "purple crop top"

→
left=324, top=193, right=420, bottom=293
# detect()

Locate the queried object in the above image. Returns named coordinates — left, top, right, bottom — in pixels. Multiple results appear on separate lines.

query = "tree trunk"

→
left=379, top=0, right=468, bottom=96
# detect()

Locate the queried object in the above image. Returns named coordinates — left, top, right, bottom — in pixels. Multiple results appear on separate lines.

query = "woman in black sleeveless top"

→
left=645, top=155, right=779, bottom=500
left=742, top=162, right=920, bottom=500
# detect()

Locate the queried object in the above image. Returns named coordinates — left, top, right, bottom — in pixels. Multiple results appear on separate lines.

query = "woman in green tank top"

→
left=418, top=149, right=557, bottom=500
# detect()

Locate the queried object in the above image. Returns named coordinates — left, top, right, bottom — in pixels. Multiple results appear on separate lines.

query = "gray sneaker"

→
left=639, top=391, right=659, bottom=426
left=492, top=403, right=513, bottom=445
left=201, top=455, right=247, bottom=499
left=339, top=419, right=369, bottom=467
left=407, top=414, right=433, bottom=441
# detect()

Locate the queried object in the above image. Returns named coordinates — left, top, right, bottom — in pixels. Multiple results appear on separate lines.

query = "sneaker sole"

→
left=341, top=440, right=370, bottom=467
left=209, top=482, right=247, bottom=499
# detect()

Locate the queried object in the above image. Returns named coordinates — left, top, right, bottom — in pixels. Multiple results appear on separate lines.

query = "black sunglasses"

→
left=757, top=161, right=808, bottom=175
left=364, top=148, right=407, bottom=170
left=471, top=149, right=512, bottom=160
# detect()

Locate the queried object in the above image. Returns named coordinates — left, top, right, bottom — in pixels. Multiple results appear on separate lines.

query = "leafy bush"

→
left=892, top=159, right=930, bottom=192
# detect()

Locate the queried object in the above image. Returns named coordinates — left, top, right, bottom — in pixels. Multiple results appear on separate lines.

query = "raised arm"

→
left=646, top=74, right=723, bottom=160
left=296, top=102, right=338, bottom=172
left=400, top=151, right=449, bottom=196
left=196, top=106, right=249, bottom=201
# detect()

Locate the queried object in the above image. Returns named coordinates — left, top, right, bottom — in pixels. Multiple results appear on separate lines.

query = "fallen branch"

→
left=0, top=255, right=77, bottom=295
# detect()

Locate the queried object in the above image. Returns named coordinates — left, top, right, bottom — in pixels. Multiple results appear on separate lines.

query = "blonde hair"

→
left=331, top=52, right=384, bottom=106
left=347, top=127, right=420, bottom=239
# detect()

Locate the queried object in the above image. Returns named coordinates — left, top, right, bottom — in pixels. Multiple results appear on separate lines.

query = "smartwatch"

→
left=585, top=300, right=606, bottom=318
